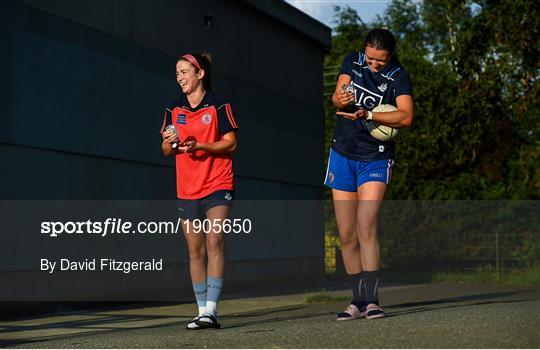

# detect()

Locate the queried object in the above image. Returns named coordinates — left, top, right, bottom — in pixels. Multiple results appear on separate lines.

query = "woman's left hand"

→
left=336, top=109, right=367, bottom=121
left=178, top=140, right=198, bottom=153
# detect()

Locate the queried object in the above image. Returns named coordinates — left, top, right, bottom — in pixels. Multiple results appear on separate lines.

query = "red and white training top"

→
left=160, top=91, right=238, bottom=199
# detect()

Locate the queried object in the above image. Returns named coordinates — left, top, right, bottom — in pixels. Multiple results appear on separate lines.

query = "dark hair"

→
left=364, top=28, right=401, bottom=67
left=180, top=52, right=213, bottom=91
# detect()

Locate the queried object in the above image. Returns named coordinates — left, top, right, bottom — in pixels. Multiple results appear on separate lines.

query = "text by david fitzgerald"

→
left=41, top=258, right=163, bottom=274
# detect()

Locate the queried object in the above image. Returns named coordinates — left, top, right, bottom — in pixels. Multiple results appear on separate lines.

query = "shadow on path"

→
left=1, top=288, right=536, bottom=348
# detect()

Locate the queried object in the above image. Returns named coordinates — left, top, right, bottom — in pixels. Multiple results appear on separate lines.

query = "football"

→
left=368, top=104, right=399, bottom=141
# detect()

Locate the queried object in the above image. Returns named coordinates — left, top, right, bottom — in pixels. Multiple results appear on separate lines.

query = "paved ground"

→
left=1, top=283, right=539, bottom=348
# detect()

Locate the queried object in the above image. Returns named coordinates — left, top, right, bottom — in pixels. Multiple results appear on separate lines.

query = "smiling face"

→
left=365, top=45, right=391, bottom=72
left=176, top=59, right=204, bottom=94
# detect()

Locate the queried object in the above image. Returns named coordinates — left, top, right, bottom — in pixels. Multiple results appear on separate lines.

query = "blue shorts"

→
left=324, top=148, right=394, bottom=192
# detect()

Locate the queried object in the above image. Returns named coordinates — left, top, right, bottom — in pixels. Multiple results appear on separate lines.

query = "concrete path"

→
left=1, top=283, right=538, bottom=348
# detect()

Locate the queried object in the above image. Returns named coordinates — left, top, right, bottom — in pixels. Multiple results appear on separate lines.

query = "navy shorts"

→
left=178, top=190, right=234, bottom=221
left=324, top=148, right=394, bottom=192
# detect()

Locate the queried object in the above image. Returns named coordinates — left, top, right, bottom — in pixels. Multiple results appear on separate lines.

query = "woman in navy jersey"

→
left=325, top=29, right=414, bottom=320
left=161, top=53, right=238, bottom=330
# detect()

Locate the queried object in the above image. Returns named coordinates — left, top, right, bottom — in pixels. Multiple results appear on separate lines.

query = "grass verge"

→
left=432, top=265, right=540, bottom=288
left=304, top=289, right=349, bottom=304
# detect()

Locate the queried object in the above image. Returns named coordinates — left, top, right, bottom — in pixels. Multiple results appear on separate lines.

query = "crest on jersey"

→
left=328, top=172, right=335, bottom=183
left=201, top=113, right=212, bottom=125
left=378, top=82, right=388, bottom=92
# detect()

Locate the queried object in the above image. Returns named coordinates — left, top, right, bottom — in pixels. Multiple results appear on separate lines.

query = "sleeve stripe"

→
left=225, top=104, right=238, bottom=129
left=388, top=67, right=401, bottom=78
left=160, top=109, right=168, bottom=134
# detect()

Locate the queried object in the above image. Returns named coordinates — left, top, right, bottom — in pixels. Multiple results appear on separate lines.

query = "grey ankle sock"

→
left=206, top=276, right=223, bottom=316
left=192, top=281, right=207, bottom=315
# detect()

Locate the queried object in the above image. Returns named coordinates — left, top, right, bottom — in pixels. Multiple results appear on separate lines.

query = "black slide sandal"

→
left=186, top=316, right=202, bottom=330
left=195, top=313, right=221, bottom=329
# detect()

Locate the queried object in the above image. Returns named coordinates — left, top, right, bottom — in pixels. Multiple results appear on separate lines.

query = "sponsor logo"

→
left=201, top=113, right=212, bottom=125
left=177, top=114, right=186, bottom=125
left=224, top=192, right=233, bottom=201
left=378, top=82, right=387, bottom=92
left=369, top=173, right=383, bottom=178
left=379, top=145, right=385, bottom=152
left=354, top=84, right=383, bottom=109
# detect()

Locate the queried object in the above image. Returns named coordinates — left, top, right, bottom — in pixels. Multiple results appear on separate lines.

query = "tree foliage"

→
left=324, top=0, right=540, bottom=199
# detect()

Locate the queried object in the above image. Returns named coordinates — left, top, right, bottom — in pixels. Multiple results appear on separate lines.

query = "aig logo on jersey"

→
left=201, top=113, right=212, bottom=125
left=354, top=84, right=383, bottom=109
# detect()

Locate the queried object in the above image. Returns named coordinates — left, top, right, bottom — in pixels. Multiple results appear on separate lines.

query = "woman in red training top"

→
left=161, top=53, right=238, bottom=330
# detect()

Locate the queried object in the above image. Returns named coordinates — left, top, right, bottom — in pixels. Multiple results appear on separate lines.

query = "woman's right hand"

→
left=336, top=88, right=355, bottom=107
left=161, top=130, right=179, bottom=156
left=162, top=130, right=179, bottom=145
left=332, top=74, right=355, bottom=109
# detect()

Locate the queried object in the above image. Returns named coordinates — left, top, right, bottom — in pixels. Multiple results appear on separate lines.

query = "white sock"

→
left=198, top=305, right=206, bottom=316
left=206, top=301, right=217, bottom=316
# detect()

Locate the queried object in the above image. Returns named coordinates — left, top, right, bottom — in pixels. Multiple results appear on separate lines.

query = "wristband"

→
left=367, top=110, right=373, bottom=120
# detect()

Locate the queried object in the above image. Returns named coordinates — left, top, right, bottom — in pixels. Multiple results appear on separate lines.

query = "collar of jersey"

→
left=366, top=61, right=395, bottom=76
left=179, top=91, right=215, bottom=111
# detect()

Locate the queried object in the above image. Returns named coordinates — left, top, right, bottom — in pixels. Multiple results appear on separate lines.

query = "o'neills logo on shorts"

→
left=201, top=113, right=212, bottom=125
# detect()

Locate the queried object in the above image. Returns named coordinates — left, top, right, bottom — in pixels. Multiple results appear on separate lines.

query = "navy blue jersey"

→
left=332, top=51, right=413, bottom=161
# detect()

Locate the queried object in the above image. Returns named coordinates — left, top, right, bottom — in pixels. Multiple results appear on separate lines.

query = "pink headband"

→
left=181, top=54, right=201, bottom=70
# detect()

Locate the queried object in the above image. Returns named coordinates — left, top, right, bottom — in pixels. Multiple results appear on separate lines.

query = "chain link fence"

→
left=325, top=201, right=540, bottom=276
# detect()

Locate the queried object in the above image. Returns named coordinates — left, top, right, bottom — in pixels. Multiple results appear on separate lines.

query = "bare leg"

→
left=356, top=181, right=386, bottom=271
left=182, top=220, right=207, bottom=284
left=333, top=189, right=362, bottom=274
left=205, top=205, right=230, bottom=278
